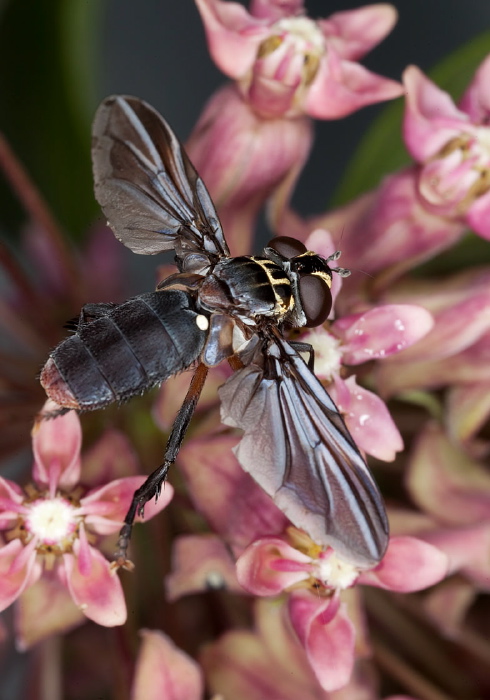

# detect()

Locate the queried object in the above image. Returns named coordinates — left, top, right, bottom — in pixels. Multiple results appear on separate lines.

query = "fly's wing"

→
left=219, top=337, right=389, bottom=569
left=92, top=95, right=230, bottom=266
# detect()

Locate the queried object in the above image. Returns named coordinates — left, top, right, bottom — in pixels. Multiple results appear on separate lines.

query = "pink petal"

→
left=403, top=65, right=470, bottom=162
left=165, top=534, right=242, bottom=601
left=288, top=591, right=356, bottom=692
left=0, top=540, right=39, bottom=612
left=178, top=434, right=288, bottom=553
left=64, top=545, right=126, bottom=626
left=387, top=288, right=490, bottom=364
left=32, top=401, right=81, bottom=490
left=81, top=476, right=173, bottom=535
left=131, top=629, right=203, bottom=700
left=249, top=0, right=304, bottom=22
left=332, top=375, right=403, bottom=461
left=466, top=188, right=490, bottom=240
left=0, top=476, right=25, bottom=528
left=236, top=537, right=311, bottom=595
left=319, top=4, right=398, bottom=60
left=358, top=536, right=447, bottom=592
left=459, top=54, right=490, bottom=123
left=423, top=577, right=477, bottom=637
left=194, top=0, right=268, bottom=79
left=419, top=524, right=490, bottom=588
left=305, top=49, right=403, bottom=119
left=81, top=429, right=140, bottom=486
left=446, top=381, right=490, bottom=445
left=407, top=422, right=490, bottom=525
left=15, top=573, right=84, bottom=650
left=333, top=304, right=433, bottom=364
left=187, top=84, right=312, bottom=256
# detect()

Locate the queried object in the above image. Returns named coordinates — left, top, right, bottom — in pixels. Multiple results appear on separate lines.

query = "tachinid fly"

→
left=40, top=96, right=389, bottom=569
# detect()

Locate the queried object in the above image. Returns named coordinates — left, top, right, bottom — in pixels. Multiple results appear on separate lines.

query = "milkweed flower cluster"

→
left=2, top=0, right=490, bottom=698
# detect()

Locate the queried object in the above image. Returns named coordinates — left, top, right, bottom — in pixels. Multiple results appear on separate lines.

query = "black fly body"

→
left=40, top=96, right=388, bottom=569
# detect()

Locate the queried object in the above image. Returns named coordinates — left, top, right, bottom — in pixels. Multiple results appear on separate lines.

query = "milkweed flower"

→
left=305, top=54, right=490, bottom=286
left=297, top=230, right=433, bottom=461
left=0, top=402, right=172, bottom=641
left=236, top=528, right=448, bottom=691
left=195, top=0, right=403, bottom=119
left=186, top=84, right=313, bottom=255
left=188, top=1, right=403, bottom=254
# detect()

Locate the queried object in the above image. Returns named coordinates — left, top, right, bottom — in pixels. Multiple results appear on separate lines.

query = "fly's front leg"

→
left=289, top=341, right=315, bottom=370
left=114, top=362, right=209, bottom=565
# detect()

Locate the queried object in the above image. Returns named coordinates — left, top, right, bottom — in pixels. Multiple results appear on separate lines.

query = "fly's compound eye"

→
left=298, top=273, right=332, bottom=327
left=267, top=236, right=307, bottom=259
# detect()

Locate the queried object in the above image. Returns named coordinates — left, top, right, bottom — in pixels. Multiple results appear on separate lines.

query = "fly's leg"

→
left=114, top=362, right=209, bottom=565
left=289, top=341, right=315, bottom=370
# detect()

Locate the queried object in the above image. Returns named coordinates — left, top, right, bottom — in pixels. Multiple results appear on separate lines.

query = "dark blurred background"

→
left=1, top=0, right=490, bottom=272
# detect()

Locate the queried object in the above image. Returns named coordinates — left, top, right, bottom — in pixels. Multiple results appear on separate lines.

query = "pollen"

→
left=315, top=552, right=359, bottom=590
left=303, top=329, right=342, bottom=379
left=25, top=497, right=78, bottom=545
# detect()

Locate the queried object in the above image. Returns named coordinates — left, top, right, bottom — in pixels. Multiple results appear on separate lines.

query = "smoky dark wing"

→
left=92, top=95, right=230, bottom=262
left=219, top=337, right=389, bottom=569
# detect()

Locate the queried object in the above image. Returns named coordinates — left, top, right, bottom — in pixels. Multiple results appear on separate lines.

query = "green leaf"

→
left=332, top=30, right=490, bottom=207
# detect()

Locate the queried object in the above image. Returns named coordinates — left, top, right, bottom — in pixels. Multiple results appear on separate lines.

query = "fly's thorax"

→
left=198, top=256, right=294, bottom=322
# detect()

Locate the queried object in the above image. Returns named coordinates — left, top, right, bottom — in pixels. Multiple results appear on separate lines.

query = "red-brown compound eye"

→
left=267, top=236, right=307, bottom=259
left=298, top=274, right=332, bottom=327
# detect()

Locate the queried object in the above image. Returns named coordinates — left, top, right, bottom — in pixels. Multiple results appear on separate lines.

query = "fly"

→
left=40, top=95, right=389, bottom=569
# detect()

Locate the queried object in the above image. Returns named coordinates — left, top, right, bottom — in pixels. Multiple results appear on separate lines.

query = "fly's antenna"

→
left=326, top=250, right=351, bottom=278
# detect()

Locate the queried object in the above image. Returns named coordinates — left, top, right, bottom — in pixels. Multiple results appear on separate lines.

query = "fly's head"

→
left=264, top=236, right=350, bottom=328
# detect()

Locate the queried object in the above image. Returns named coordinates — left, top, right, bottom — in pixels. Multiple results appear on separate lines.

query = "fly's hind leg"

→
left=114, top=362, right=209, bottom=566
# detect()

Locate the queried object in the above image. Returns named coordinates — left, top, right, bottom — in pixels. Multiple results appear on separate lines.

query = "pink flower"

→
left=195, top=0, right=403, bottom=118
left=0, top=402, right=172, bottom=641
left=236, top=528, right=448, bottom=691
left=297, top=230, right=433, bottom=461
left=131, top=629, right=204, bottom=700
left=186, top=84, right=313, bottom=255
left=201, top=597, right=420, bottom=699
left=403, top=60, right=490, bottom=238
left=375, top=266, right=490, bottom=396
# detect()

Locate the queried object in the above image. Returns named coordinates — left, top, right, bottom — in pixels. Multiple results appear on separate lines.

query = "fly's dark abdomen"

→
left=41, top=290, right=207, bottom=410
left=200, top=256, right=293, bottom=319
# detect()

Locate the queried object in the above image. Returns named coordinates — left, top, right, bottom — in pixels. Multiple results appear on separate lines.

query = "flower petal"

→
left=466, top=188, right=490, bottom=240
left=459, top=54, right=490, bottom=123
left=81, top=476, right=173, bottom=535
left=32, top=401, right=81, bottom=490
left=403, top=65, right=470, bottom=162
left=131, top=629, right=203, bottom=700
left=236, top=537, right=310, bottom=595
left=64, top=545, right=126, bottom=626
left=195, top=0, right=268, bottom=79
left=81, top=429, right=140, bottom=486
left=15, top=573, right=84, bottom=650
left=165, top=534, right=242, bottom=601
left=319, top=4, right=398, bottom=60
left=407, top=422, right=490, bottom=525
left=288, top=590, right=355, bottom=692
left=305, top=49, right=403, bottom=119
left=178, top=434, right=288, bottom=553
left=333, top=304, right=433, bottom=365
left=0, top=539, right=39, bottom=612
left=332, top=375, right=403, bottom=461
left=358, top=536, right=447, bottom=592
